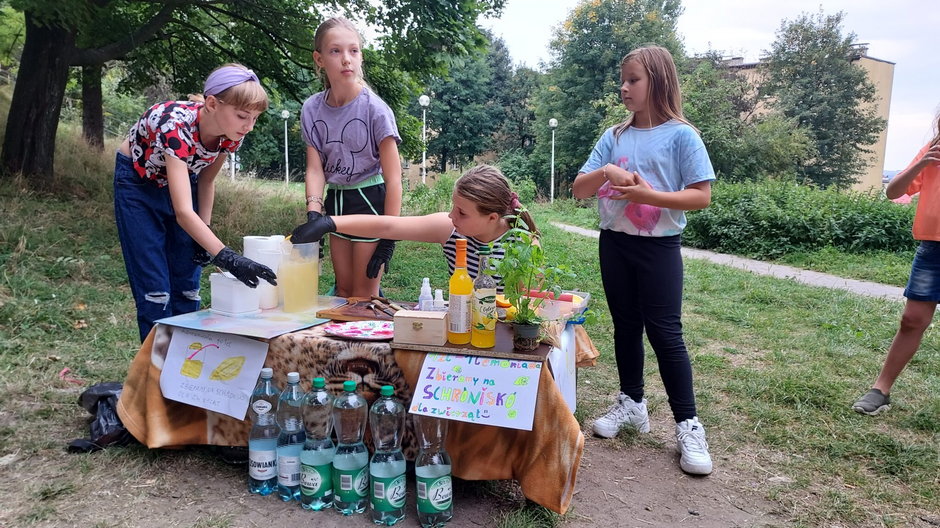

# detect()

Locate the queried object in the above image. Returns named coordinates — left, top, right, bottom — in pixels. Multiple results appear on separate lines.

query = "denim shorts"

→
left=904, top=240, right=940, bottom=301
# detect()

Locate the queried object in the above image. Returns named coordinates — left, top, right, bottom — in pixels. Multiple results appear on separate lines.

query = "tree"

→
left=531, top=0, right=684, bottom=196
left=760, top=10, right=885, bottom=189
left=1, top=0, right=504, bottom=186
left=493, top=66, right=541, bottom=155
left=425, top=33, right=502, bottom=171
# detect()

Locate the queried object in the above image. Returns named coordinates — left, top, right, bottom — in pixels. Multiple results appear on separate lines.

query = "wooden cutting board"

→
left=316, top=297, right=418, bottom=322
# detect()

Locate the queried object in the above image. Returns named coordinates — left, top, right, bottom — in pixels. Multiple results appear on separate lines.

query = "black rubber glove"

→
left=192, top=241, right=212, bottom=267
left=366, top=239, right=396, bottom=279
left=291, top=213, right=336, bottom=244
left=211, top=247, right=277, bottom=288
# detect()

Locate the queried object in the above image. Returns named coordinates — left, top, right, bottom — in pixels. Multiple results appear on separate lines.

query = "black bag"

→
left=67, top=382, right=136, bottom=453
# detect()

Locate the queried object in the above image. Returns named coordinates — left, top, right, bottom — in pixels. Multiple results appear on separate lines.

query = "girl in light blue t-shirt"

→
left=573, top=45, right=715, bottom=476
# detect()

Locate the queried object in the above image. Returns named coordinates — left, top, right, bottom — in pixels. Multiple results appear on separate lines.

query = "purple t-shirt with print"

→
left=300, top=87, right=401, bottom=186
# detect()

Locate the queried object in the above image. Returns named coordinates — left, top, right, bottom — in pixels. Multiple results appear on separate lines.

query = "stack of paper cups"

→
left=243, top=235, right=285, bottom=309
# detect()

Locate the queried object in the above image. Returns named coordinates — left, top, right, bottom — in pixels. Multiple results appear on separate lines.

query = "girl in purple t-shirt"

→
left=295, top=17, right=403, bottom=298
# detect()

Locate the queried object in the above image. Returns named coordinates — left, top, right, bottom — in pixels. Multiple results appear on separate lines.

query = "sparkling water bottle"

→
left=300, top=377, right=336, bottom=510
left=369, top=385, right=407, bottom=525
left=332, top=380, right=369, bottom=515
left=414, top=415, right=453, bottom=528
left=248, top=367, right=280, bottom=495
left=276, top=371, right=306, bottom=501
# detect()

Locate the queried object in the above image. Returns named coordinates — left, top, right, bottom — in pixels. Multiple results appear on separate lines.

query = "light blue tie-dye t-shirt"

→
left=579, top=120, right=715, bottom=237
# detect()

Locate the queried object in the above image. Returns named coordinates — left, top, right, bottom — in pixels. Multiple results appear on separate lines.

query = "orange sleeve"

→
left=906, top=143, right=932, bottom=196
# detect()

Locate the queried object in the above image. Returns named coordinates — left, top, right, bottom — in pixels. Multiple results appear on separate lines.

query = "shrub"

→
left=684, top=180, right=917, bottom=258
left=402, top=171, right=458, bottom=216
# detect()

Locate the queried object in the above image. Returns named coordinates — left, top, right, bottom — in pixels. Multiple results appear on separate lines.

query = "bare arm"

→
left=195, top=153, right=226, bottom=224
left=611, top=177, right=711, bottom=211
left=331, top=212, right=454, bottom=244
left=378, top=137, right=402, bottom=217
left=304, top=145, right=327, bottom=214
left=572, top=163, right=636, bottom=199
left=165, top=156, right=225, bottom=255
left=886, top=143, right=940, bottom=200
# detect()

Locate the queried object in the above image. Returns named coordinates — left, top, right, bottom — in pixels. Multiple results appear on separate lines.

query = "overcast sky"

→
left=482, top=0, right=940, bottom=170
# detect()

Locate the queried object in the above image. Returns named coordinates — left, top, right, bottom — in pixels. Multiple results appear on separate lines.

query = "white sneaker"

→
left=592, top=393, right=650, bottom=438
left=675, top=417, right=713, bottom=475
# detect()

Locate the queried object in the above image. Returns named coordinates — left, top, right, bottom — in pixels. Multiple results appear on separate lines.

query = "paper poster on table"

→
left=160, top=328, right=268, bottom=419
left=409, top=353, right=542, bottom=431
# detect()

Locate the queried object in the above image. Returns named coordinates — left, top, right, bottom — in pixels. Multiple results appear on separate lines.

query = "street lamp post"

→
left=281, top=110, right=290, bottom=185
left=549, top=118, right=558, bottom=203
left=419, top=94, right=430, bottom=184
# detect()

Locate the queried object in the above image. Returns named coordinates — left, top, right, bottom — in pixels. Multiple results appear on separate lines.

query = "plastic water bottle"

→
left=418, top=278, right=433, bottom=310
left=369, top=385, right=406, bottom=525
left=276, top=371, right=306, bottom=501
left=300, top=377, right=336, bottom=510
left=332, top=380, right=369, bottom=515
left=414, top=415, right=453, bottom=528
left=248, top=367, right=280, bottom=495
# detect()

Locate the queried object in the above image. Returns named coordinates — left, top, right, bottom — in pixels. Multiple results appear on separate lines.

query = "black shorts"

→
left=324, top=179, right=385, bottom=242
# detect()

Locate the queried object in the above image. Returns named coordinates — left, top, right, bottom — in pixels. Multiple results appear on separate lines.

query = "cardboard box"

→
left=393, top=310, right=448, bottom=346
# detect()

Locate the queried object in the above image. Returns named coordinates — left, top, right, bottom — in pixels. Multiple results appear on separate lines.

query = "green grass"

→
left=1, top=128, right=939, bottom=526
left=532, top=200, right=918, bottom=287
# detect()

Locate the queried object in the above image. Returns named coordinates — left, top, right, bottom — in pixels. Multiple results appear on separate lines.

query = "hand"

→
left=211, top=247, right=277, bottom=288
left=609, top=173, right=654, bottom=202
left=366, top=239, right=396, bottom=279
left=291, top=214, right=336, bottom=244
left=192, top=240, right=212, bottom=267
left=605, top=164, right=638, bottom=187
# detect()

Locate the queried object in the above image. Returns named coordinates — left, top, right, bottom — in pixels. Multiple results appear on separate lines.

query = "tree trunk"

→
left=82, top=64, right=104, bottom=151
left=0, top=14, right=74, bottom=184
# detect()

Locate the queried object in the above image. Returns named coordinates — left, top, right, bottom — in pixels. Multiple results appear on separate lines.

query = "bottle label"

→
left=472, top=288, right=497, bottom=331
left=334, top=465, right=369, bottom=500
left=251, top=400, right=272, bottom=415
left=300, top=462, right=332, bottom=497
left=417, top=474, right=453, bottom=512
left=448, top=294, right=471, bottom=333
left=277, top=455, right=301, bottom=486
left=371, top=474, right=407, bottom=511
left=248, top=449, right=277, bottom=480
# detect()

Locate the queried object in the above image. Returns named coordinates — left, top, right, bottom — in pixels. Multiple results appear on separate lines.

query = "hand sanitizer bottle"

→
left=418, top=278, right=433, bottom=311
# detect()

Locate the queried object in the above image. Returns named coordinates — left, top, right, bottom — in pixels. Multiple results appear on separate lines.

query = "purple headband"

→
left=203, top=66, right=260, bottom=97
left=510, top=191, right=522, bottom=211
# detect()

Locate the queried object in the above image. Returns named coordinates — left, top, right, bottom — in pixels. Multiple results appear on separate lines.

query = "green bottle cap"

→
left=343, top=380, right=357, bottom=392
left=478, top=245, right=491, bottom=255
left=380, top=385, right=394, bottom=397
left=312, top=377, right=325, bottom=388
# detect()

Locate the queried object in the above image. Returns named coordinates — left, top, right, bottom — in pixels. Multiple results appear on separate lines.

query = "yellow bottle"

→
left=471, top=246, right=496, bottom=348
left=447, top=239, right=473, bottom=344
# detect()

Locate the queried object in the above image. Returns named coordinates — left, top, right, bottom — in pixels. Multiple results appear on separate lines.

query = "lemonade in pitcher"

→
left=281, top=242, right=319, bottom=312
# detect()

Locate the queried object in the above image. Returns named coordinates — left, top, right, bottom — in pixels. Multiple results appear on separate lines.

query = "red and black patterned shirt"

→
left=126, top=101, right=242, bottom=187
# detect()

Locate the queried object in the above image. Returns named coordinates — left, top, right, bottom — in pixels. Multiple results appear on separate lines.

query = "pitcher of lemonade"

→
left=280, top=241, right=319, bottom=312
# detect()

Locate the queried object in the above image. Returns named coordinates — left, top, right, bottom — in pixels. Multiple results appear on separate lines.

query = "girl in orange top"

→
left=852, top=120, right=940, bottom=415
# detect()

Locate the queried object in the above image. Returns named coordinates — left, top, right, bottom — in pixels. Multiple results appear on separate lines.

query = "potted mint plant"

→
left=489, top=226, right=574, bottom=351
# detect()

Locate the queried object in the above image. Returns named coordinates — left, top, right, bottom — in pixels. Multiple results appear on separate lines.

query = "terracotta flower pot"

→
left=511, top=322, right=541, bottom=352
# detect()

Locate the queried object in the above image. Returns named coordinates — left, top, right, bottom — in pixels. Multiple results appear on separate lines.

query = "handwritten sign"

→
left=409, top=353, right=542, bottom=431
left=160, top=328, right=268, bottom=419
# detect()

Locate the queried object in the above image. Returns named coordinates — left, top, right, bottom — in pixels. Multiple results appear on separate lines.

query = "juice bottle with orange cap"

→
left=447, top=239, right=472, bottom=344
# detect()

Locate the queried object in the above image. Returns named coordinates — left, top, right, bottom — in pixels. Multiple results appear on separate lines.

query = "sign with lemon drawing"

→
left=161, top=328, right=268, bottom=419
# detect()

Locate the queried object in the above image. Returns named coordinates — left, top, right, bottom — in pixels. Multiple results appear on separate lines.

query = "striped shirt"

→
left=442, top=229, right=524, bottom=294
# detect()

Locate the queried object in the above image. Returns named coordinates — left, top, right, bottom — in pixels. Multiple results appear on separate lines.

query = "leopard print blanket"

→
left=117, top=324, right=586, bottom=514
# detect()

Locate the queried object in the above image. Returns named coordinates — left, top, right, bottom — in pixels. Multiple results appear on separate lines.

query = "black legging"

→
left=599, top=229, right=697, bottom=422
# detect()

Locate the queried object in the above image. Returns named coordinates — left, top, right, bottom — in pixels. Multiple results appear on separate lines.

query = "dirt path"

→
left=9, top=418, right=785, bottom=528
left=550, top=222, right=905, bottom=302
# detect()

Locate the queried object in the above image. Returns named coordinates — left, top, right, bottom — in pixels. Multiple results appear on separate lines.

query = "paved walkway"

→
left=551, top=222, right=905, bottom=302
